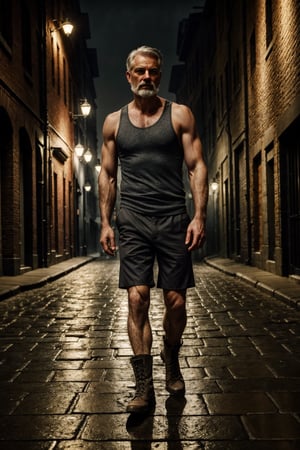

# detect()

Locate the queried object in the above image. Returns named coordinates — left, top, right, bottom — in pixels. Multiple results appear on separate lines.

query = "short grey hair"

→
left=126, top=45, right=163, bottom=71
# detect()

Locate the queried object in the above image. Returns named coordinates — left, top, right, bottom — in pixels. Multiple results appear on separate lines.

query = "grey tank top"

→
left=116, top=101, right=186, bottom=216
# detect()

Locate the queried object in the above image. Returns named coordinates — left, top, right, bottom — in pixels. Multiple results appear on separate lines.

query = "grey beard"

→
left=131, top=85, right=159, bottom=97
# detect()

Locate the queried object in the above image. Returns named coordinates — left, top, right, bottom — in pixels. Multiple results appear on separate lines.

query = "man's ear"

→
left=126, top=71, right=131, bottom=84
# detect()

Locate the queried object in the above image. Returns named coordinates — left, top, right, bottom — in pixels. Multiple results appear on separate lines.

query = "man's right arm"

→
left=98, top=112, right=119, bottom=255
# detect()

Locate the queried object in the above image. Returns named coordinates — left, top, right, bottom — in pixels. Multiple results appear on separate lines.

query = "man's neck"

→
left=128, top=96, right=165, bottom=128
left=132, top=95, right=163, bottom=115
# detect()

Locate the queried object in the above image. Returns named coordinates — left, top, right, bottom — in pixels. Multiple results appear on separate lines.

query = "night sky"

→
left=79, top=0, right=204, bottom=138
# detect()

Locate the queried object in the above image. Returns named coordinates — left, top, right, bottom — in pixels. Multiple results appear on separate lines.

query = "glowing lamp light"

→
left=62, top=20, right=74, bottom=36
left=80, top=99, right=91, bottom=117
left=51, top=19, right=74, bottom=36
left=95, top=160, right=101, bottom=173
left=83, top=149, right=93, bottom=163
left=84, top=182, right=92, bottom=192
left=75, top=143, right=84, bottom=157
left=211, top=181, right=218, bottom=192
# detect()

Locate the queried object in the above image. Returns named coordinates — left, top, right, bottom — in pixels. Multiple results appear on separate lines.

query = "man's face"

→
left=126, top=54, right=161, bottom=98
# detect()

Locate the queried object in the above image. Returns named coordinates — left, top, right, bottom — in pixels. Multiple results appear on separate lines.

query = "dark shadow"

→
left=126, top=408, right=155, bottom=449
left=126, top=396, right=187, bottom=448
left=165, top=395, right=187, bottom=449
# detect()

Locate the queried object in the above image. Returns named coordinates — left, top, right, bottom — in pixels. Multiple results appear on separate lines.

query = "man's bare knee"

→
left=163, top=289, right=186, bottom=311
left=128, top=286, right=150, bottom=310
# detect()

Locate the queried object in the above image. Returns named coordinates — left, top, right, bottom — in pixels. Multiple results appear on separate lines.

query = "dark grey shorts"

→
left=116, top=208, right=195, bottom=290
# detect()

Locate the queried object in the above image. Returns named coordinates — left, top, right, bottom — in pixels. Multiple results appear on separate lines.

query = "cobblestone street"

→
left=0, top=259, right=300, bottom=449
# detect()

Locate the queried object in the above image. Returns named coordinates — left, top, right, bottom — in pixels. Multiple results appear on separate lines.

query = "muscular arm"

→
left=173, top=104, right=208, bottom=251
left=98, top=112, right=119, bottom=255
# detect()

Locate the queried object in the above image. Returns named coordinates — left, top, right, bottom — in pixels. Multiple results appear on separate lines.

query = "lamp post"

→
left=50, top=18, right=74, bottom=36
left=72, top=98, right=91, bottom=256
left=73, top=99, right=92, bottom=161
left=211, top=179, right=218, bottom=254
left=82, top=182, right=92, bottom=255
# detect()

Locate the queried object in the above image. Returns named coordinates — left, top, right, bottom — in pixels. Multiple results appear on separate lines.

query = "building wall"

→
left=170, top=0, right=300, bottom=276
left=0, top=0, right=99, bottom=275
left=0, top=0, right=42, bottom=274
left=247, top=0, right=300, bottom=275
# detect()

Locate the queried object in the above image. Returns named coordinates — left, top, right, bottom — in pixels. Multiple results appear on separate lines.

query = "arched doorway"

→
left=19, top=128, right=33, bottom=269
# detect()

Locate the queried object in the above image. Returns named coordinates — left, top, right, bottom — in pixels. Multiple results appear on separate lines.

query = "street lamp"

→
left=84, top=182, right=92, bottom=192
left=72, top=99, right=91, bottom=120
left=75, top=142, right=84, bottom=157
left=80, top=99, right=91, bottom=117
left=83, top=149, right=93, bottom=163
left=95, top=159, right=101, bottom=173
left=73, top=100, right=92, bottom=159
left=61, top=20, right=74, bottom=36
left=211, top=180, right=218, bottom=192
left=50, top=19, right=74, bottom=36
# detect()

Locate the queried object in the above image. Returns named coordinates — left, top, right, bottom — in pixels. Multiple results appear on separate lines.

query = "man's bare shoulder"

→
left=171, top=102, right=192, bottom=118
left=103, top=109, right=121, bottom=135
left=171, top=102, right=195, bottom=131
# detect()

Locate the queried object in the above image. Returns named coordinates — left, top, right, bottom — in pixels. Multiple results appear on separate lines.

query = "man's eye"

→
left=135, top=69, right=145, bottom=74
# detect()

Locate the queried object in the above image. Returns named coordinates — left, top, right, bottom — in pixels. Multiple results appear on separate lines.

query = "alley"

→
left=0, top=259, right=299, bottom=449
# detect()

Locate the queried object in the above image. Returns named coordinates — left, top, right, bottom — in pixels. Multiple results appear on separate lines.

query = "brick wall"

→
left=171, top=0, right=300, bottom=275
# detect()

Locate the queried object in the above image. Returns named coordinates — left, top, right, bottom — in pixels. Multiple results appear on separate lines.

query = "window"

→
left=51, top=37, right=55, bottom=86
left=57, top=44, right=60, bottom=95
left=266, top=145, right=275, bottom=259
left=63, top=58, right=67, bottom=104
left=253, top=153, right=263, bottom=252
left=54, top=172, right=59, bottom=252
left=63, top=177, right=66, bottom=252
left=69, top=76, right=73, bottom=112
left=234, top=145, right=244, bottom=256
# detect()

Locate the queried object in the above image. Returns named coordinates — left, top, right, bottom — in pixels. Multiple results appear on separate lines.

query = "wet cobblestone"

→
left=0, top=259, right=299, bottom=449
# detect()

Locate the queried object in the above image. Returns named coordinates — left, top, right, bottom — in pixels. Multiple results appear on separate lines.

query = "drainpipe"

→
left=40, top=0, right=48, bottom=267
left=225, top=2, right=234, bottom=258
left=242, top=2, right=252, bottom=265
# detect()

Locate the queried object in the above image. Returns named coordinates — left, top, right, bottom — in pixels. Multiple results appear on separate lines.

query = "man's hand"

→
left=185, top=217, right=206, bottom=251
left=100, top=224, right=116, bottom=256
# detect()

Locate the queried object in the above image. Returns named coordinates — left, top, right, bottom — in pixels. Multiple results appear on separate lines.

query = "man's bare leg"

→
left=161, top=289, right=186, bottom=395
left=126, top=285, right=154, bottom=413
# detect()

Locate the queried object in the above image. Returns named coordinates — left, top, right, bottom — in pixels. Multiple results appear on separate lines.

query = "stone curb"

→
left=0, top=256, right=96, bottom=301
left=204, top=257, right=300, bottom=310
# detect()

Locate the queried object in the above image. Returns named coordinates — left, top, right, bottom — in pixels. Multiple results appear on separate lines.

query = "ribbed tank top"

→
left=116, top=101, right=186, bottom=216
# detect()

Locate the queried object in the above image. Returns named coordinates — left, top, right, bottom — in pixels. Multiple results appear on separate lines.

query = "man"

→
left=99, top=45, right=208, bottom=414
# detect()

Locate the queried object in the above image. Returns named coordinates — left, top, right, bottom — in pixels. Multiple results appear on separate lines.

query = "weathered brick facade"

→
left=0, top=0, right=99, bottom=275
left=170, top=0, right=300, bottom=276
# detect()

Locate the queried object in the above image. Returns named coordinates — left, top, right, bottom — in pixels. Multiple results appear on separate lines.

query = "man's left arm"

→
left=174, top=104, right=208, bottom=251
